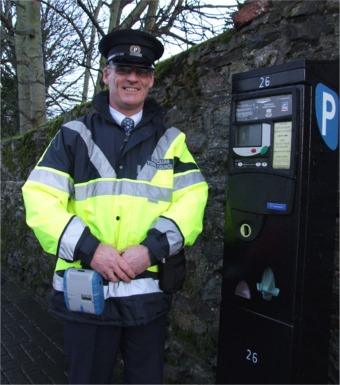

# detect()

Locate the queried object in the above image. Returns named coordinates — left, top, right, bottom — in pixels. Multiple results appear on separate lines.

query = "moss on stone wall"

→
left=155, top=57, right=176, bottom=84
left=1, top=105, right=91, bottom=298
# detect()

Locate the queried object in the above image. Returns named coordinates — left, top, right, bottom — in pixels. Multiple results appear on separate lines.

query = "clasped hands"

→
left=90, top=243, right=151, bottom=283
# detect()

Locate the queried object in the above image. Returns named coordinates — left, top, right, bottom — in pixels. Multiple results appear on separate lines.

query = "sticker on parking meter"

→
left=315, top=83, right=339, bottom=150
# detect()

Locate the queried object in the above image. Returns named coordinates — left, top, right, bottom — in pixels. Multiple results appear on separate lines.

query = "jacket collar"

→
left=92, top=90, right=164, bottom=128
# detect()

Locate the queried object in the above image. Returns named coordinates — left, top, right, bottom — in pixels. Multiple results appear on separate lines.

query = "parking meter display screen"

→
left=236, top=94, right=292, bottom=121
left=236, top=124, right=262, bottom=147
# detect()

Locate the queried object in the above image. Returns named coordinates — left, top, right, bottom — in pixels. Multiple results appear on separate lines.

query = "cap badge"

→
left=129, top=45, right=142, bottom=57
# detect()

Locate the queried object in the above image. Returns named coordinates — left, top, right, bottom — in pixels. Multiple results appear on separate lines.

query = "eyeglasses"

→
left=113, top=65, right=154, bottom=77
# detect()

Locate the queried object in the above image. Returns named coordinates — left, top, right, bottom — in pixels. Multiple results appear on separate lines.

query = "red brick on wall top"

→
left=232, top=0, right=271, bottom=30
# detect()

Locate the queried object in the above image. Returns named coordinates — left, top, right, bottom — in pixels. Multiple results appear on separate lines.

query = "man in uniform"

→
left=22, top=29, right=208, bottom=384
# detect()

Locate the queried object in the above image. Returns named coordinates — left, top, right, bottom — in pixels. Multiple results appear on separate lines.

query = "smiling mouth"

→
left=124, top=87, right=138, bottom=92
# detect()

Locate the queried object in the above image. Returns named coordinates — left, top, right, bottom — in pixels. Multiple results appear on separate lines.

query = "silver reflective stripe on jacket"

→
left=64, top=121, right=117, bottom=178
left=151, top=217, right=183, bottom=256
left=74, top=180, right=173, bottom=202
left=174, top=171, right=206, bottom=191
left=137, top=127, right=181, bottom=181
left=26, top=168, right=173, bottom=203
left=59, top=216, right=87, bottom=261
left=28, top=168, right=74, bottom=195
left=53, top=272, right=162, bottom=299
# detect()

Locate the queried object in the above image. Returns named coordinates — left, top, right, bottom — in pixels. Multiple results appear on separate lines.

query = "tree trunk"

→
left=82, top=0, right=102, bottom=102
left=15, top=0, right=46, bottom=133
left=144, top=0, right=159, bottom=31
left=94, top=0, right=128, bottom=95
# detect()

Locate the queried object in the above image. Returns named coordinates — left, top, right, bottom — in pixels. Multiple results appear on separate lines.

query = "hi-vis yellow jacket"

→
left=22, top=92, right=208, bottom=326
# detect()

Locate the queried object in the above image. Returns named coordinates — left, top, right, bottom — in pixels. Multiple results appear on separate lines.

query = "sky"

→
left=121, top=0, right=240, bottom=60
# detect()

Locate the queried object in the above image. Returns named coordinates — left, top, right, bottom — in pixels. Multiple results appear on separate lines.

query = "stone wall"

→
left=1, top=1, right=339, bottom=383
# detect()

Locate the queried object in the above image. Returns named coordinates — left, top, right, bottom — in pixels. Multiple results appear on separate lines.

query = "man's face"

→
left=103, top=64, right=154, bottom=115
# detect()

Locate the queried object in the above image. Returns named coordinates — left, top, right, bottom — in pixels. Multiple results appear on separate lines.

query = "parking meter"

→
left=216, top=60, right=338, bottom=384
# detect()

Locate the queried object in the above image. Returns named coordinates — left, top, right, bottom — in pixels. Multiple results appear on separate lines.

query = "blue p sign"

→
left=315, top=83, right=339, bottom=150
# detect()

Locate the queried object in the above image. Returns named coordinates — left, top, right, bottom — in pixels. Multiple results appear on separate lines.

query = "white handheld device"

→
left=63, top=268, right=105, bottom=315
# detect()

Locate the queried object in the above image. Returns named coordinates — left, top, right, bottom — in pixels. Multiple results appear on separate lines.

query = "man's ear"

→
left=149, top=73, right=155, bottom=89
left=103, top=68, right=110, bottom=85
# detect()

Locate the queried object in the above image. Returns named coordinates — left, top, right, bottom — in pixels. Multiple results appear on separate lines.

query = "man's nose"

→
left=126, top=70, right=139, bottom=80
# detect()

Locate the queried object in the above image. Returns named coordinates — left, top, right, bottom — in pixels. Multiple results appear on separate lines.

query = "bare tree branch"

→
left=1, top=0, right=242, bottom=134
left=76, top=0, right=105, bottom=36
left=120, top=0, right=149, bottom=29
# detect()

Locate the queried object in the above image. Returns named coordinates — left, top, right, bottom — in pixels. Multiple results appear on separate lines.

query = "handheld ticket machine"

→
left=216, top=60, right=338, bottom=384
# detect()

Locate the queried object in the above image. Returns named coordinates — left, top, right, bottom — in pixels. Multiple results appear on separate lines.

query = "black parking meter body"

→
left=216, top=60, right=339, bottom=384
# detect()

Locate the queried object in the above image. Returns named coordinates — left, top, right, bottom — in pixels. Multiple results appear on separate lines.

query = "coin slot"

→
left=240, top=223, right=252, bottom=238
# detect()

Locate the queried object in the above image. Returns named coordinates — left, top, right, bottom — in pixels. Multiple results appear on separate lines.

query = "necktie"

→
left=121, top=117, right=134, bottom=136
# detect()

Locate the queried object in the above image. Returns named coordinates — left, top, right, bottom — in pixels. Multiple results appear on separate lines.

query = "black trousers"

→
left=63, top=316, right=167, bottom=384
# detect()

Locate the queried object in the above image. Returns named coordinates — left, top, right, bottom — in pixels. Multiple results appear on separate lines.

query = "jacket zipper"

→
left=119, top=131, right=131, bottom=157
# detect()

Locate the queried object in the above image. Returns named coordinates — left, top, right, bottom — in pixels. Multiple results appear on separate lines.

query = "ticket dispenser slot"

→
left=216, top=60, right=338, bottom=384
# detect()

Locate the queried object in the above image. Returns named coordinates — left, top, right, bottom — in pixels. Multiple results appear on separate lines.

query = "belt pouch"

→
left=158, top=250, right=186, bottom=293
